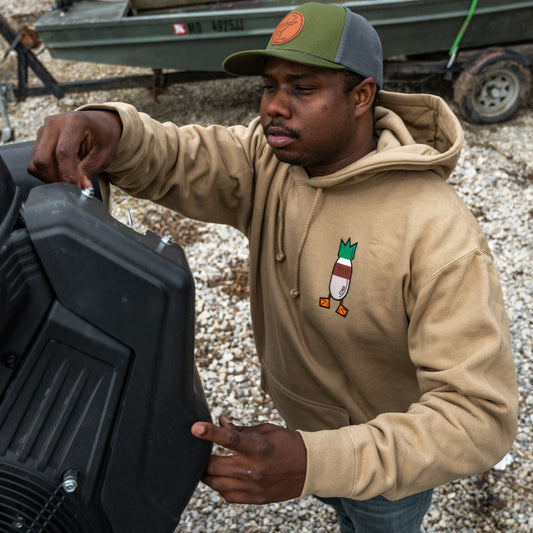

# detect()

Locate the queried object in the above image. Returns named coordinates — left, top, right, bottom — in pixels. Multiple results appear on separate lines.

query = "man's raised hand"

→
left=28, top=109, right=122, bottom=189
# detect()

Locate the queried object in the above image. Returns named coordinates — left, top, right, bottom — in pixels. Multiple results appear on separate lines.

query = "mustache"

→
left=263, top=121, right=300, bottom=139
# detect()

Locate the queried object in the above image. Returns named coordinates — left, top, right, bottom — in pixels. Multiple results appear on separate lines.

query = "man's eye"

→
left=294, top=86, right=315, bottom=94
left=262, top=84, right=276, bottom=93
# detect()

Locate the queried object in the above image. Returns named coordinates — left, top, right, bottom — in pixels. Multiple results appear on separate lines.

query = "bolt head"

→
left=62, top=479, right=77, bottom=493
left=61, top=470, right=79, bottom=493
left=2, top=353, right=19, bottom=369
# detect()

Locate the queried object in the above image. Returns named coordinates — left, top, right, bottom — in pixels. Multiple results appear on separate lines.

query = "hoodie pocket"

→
left=261, top=364, right=351, bottom=432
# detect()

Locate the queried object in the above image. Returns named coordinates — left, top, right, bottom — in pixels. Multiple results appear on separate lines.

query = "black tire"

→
left=453, top=58, right=532, bottom=124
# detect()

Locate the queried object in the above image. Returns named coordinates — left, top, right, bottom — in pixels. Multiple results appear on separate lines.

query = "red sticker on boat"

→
left=271, top=12, right=304, bottom=45
left=173, top=23, right=187, bottom=36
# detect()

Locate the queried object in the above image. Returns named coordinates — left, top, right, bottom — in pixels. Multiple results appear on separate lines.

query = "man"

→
left=28, top=3, right=517, bottom=532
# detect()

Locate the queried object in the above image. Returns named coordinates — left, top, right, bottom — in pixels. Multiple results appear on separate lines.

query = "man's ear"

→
left=353, top=78, right=377, bottom=117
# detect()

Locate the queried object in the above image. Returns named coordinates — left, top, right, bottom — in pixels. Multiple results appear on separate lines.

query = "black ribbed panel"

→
left=0, top=301, right=131, bottom=515
left=0, top=338, right=119, bottom=471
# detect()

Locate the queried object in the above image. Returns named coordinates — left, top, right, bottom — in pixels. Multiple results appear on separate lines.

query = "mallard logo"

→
left=319, top=239, right=358, bottom=317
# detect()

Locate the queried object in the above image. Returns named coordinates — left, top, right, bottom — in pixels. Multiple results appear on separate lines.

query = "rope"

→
left=447, top=0, right=479, bottom=68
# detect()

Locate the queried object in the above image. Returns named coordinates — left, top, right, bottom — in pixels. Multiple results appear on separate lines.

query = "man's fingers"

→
left=191, top=421, right=250, bottom=453
left=203, top=452, right=260, bottom=479
left=29, top=126, right=85, bottom=186
left=28, top=110, right=122, bottom=188
left=28, top=126, right=62, bottom=183
left=201, top=458, right=273, bottom=505
left=201, top=471, right=265, bottom=504
left=79, top=173, right=94, bottom=190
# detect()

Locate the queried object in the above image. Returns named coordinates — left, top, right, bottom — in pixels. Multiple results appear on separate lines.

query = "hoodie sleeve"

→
left=298, top=248, right=517, bottom=501
left=77, top=102, right=265, bottom=233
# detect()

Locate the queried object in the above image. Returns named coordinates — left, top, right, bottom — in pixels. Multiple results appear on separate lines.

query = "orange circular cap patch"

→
left=271, top=12, right=305, bottom=45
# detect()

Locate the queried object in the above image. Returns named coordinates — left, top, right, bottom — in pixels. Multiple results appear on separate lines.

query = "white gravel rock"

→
left=1, top=2, right=531, bottom=532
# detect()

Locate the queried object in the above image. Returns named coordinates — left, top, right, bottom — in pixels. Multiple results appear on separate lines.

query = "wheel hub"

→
left=475, top=69, right=520, bottom=114
left=485, top=80, right=508, bottom=101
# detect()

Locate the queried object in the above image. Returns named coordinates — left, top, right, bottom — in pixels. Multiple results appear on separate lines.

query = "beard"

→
left=271, top=150, right=308, bottom=167
left=262, top=120, right=300, bottom=139
left=262, top=121, right=306, bottom=166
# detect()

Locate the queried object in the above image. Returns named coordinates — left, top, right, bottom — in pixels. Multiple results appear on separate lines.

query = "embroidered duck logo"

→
left=319, top=239, right=358, bottom=317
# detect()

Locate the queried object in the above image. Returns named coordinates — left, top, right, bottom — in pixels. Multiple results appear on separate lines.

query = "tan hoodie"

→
left=83, top=90, right=517, bottom=501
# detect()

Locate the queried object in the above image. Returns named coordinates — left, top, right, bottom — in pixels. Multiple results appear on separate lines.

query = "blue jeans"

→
left=318, top=489, right=433, bottom=533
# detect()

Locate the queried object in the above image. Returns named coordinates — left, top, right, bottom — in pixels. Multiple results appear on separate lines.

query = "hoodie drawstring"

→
left=275, top=176, right=323, bottom=298
left=291, top=187, right=322, bottom=297
left=276, top=173, right=289, bottom=262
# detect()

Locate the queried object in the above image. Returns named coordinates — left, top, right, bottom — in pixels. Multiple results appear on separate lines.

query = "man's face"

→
left=260, top=57, right=365, bottom=176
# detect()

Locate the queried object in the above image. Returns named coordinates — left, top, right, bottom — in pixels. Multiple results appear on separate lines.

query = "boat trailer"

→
left=0, top=13, right=231, bottom=142
left=1, top=4, right=532, bottom=142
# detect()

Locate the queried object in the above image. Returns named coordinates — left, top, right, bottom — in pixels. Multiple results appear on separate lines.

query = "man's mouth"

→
left=264, top=124, right=298, bottom=149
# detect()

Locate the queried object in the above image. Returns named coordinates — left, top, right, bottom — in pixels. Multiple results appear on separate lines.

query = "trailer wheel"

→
left=453, top=58, right=532, bottom=124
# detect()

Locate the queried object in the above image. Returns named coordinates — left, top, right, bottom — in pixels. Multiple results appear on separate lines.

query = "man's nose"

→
left=265, top=89, right=291, bottom=118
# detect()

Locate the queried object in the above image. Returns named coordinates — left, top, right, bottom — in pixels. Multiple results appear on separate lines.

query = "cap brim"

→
left=223, top=49, right=346, bottom=76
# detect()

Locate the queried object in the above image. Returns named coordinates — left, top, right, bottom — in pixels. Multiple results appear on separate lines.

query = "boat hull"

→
left=35, top=0, right=533, bottom=71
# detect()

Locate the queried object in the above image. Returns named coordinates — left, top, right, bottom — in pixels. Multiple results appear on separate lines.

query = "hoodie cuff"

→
left=297, top=428, right=357, bottom=498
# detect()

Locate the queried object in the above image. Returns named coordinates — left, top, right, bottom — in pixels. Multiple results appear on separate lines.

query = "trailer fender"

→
left=465, top=47, right=531, bottom=75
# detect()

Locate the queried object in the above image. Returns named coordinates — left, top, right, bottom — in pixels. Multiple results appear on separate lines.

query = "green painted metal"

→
left=449, top=0, right=479, bottom=58
left=35, top=0, right=533, bottom=71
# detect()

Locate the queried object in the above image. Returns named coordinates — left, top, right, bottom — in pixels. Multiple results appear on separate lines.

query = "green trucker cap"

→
left=223, top=2, right=383, bottom=89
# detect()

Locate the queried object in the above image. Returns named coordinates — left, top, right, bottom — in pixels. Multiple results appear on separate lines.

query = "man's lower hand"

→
left=191, top=415, right=306, bottom=504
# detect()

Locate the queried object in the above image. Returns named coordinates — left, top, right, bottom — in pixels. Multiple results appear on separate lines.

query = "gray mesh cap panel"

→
left=336, top=9, right=383, bottom=89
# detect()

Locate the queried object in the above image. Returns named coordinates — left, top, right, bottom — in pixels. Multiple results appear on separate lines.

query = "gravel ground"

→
left=1, top=2, right=532, bottom=532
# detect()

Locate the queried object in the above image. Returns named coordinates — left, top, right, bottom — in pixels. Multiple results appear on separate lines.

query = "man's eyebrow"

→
left=261, top=72, right=318, bottom=80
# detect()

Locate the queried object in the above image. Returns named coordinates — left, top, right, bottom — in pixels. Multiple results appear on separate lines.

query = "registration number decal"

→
left=211, top=18, right=245, bottom=32
left=172, top=18, right=244, bottom=36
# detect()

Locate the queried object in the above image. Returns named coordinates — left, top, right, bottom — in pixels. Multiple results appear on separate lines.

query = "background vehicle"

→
left=30, top=0, right=533, bottom=123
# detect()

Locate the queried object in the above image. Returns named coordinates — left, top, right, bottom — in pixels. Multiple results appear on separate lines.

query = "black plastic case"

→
left=0, top=143, right=211, bottom=532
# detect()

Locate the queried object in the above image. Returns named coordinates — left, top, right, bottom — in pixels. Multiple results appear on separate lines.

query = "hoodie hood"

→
left=303, top=90, right=464, bottom=189
left=275, top=90, right=464, bottom=297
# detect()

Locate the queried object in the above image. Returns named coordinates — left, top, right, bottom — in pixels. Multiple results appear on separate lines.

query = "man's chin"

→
left=272, top=149, right=305, bottom=167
